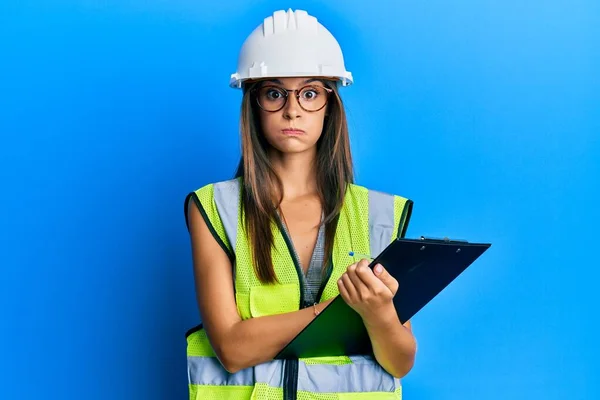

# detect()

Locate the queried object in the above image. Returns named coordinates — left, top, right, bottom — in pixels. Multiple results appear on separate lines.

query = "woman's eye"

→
left=266, top=89, right=284, bottom=100
left=301, top=89, right=319, bottom=100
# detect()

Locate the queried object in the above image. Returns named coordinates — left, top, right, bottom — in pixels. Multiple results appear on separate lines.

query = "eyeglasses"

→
left=252, top=84, right=333, bottom=112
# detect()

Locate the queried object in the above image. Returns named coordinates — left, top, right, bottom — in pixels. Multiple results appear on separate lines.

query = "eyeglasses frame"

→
left=251, top=84, right=334, bottom=113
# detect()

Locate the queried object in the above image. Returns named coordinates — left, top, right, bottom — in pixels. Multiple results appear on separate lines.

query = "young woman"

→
left=184, top=9, right=417, bottom=400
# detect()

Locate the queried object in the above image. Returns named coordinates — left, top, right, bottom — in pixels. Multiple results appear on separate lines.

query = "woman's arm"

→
left=188, top=201, right=333, bottom=373
left=338, top=260, right=417, bottom=378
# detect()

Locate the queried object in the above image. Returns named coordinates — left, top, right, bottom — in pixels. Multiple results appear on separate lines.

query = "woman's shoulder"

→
left=184, top=177, right=242, bottom=238
left=184, top=176, right=241, bottom=212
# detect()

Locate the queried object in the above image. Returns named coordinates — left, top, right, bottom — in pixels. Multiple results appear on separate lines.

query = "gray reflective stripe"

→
left=298, top=355, right=400, bottom=393
left=189, top=355, right=400, bottom=393
left=368, top=190, right=396, bottom=257
left=213, top=179, right=240, bottom=252
left=187, top=356, right=254, bottom=386
left=188, top=356, right=284, bottom=387
left=253, top=360, right=285, bottom=388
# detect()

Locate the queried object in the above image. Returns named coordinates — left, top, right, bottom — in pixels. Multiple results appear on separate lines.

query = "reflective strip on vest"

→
left=298, top=355, right=400, bottom=393
left=213, top=179, right=240, bottom=251
left=188, top=355, right=400, bottom=393
left=368, top=189, right=397, bottom=257
left=188, top=356, right=254, bottom=386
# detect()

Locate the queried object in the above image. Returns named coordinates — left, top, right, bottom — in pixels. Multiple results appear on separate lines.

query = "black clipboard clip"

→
left=419, top=235, right=469, bottom=244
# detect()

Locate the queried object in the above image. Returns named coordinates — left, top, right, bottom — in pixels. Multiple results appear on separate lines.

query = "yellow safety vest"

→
left=184, top=178, right=413, bottom=399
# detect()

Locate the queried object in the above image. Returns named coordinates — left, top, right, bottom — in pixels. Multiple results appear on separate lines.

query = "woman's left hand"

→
left=337, top=259, right=399, bottom=324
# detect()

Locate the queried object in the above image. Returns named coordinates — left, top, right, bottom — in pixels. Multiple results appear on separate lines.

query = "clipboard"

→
left=275, top=236, right=491, bottom=359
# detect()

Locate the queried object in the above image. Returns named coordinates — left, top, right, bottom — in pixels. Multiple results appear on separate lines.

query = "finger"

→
left=337, top=276, right=351, bottom=302
left=340, top=273, right=358, bottom=301
left=347, top=262, right=369, bottom=297
left=354, top=260, right=381, bottom=287
left=373, top=263, right=389, bottom=279
left=373, top=263, right=399, bottom=293
left=353, top=260, right=396, bottom=298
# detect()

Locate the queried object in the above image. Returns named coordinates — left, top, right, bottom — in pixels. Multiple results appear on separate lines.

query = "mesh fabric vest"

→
left=185, top=178, right=413, bottom=400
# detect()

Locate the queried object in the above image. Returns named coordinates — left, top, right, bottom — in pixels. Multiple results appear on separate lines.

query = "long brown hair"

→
left=234, top=79, right=354, bottom=284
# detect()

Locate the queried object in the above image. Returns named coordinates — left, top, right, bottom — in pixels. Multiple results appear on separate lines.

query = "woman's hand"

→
left=337, top=259, right=399, bottom=325
left=338, top=259, right=417, bottom=378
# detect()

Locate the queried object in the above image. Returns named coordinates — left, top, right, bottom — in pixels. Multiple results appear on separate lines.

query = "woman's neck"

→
left=269, top=149, right=318, bottom=200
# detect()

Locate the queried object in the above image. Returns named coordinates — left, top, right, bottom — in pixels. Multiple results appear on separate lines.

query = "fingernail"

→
left=374, top=265, right=382, bottom=274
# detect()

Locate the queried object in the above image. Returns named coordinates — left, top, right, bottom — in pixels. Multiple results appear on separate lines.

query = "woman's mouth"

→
left=281, top=128, right=305, bottom=135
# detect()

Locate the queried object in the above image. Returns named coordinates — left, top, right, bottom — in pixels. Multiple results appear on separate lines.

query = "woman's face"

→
left=254, top=77, right=332, bottom=155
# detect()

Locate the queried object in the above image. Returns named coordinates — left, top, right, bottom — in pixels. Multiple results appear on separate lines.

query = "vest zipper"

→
left=275, top=215, right=304, bottom=400
left=283, top=359, right=299, bottom=400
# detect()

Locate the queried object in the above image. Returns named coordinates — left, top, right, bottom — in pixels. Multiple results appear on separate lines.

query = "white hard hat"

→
left=230, top=9, right=353, bottom=89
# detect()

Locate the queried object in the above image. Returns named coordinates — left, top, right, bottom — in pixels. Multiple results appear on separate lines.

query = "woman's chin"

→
left=270, top=142, right=316, bottom=155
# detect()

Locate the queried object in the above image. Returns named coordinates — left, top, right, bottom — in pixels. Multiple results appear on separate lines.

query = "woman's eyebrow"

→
left=263, top=79, right=283, bottom=85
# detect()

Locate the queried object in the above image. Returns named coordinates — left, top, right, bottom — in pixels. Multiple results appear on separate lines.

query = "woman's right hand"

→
left=337, top=259, right=399, bottom=324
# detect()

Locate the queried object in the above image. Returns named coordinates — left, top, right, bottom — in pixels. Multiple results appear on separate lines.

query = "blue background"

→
left=1, top=1, right=598, bottom=399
